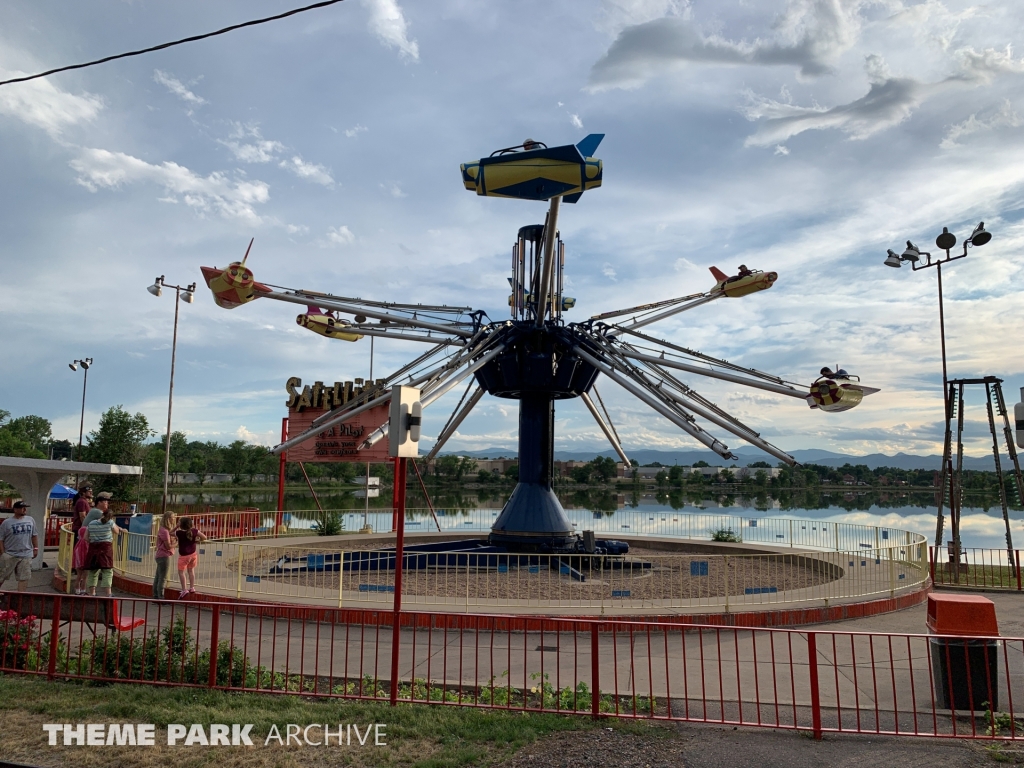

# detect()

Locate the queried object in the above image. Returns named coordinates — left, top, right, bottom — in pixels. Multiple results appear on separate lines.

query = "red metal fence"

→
left=930, top=546, right=1022, bottom=591
left=0, top=590, right=1019, bottom=741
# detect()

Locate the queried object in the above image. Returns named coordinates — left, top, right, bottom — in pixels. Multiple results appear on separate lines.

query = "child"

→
left=83, top=507, right=123, bottom=597
left=175, top=517, right=207, bottom=599
left=153, top=511, right=175, bottom=599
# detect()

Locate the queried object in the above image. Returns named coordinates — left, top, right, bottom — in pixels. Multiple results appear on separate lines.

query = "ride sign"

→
left=284, top=377, right=391, bottom=463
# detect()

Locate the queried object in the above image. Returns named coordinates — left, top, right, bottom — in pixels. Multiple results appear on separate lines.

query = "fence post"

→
left=47, top=594, right=62, bottom=680
left=236, top=542, right=244, bottom=599
left=789, top=519, right=793, bottom=548
left=807, top=631, right=822, bottom=740
left=929, top=546, right=935, bottom=585
left=591, top=623, right=601, bottom=719
left=207, top=606, right=220, bottom=688
left=1017, top=551, right=1022, bottom=592
left=724, top=556, right=729, bottom=612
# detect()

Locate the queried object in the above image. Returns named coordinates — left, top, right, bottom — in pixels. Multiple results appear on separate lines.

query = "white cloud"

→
left=741, top=48, right=1024, bottom=148
left=588, top=0, right=867, bottom=90
left=360, top=0, right=419, bottom=60
left=219, top=123, right=285, bottom=162
left=326, top=225, right=355, bottom=245
left=602, top=263, right=618, bottom=280
left=774, top=144, right=790, bottom=155
left=0, top=69, right=102, bottom=138
left=595, top=0, right=688, bottom=36
left=380, top=181, right=406, bottom=197
left=941, top=100, right=1022, bottom=149
left=69, top=148, right=270, bottom=224
left=279, top=156, right=335, bottom=186
left=153, top=69, right=206, bottom=107
left=569, top=113, right=584, bottom=129
left=344, top=124, right=368, bottom=138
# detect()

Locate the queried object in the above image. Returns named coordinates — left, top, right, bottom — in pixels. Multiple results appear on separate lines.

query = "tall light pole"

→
left=148, top=276, right=196, bottom=513
left=68, top=358, right=93, bottom=485
left=884, top=221, right=992, bottom=557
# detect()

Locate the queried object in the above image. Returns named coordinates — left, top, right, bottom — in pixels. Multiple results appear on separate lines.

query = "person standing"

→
left=175, top=517, right=207, bottom=598
left=83, top=491, right=112, bottom=528
left=84, top=506, right=123, bottom=597
left=71, top=485, right=93, bottom=594
left=153, top=511, right=175, bottom=599
left=0, top=502, right=39, bottom=592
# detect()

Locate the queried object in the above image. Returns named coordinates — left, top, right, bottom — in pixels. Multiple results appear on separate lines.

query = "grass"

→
left=0, top=673, right=661, bottom=768
left=933, top=563, right=1021, bottom=589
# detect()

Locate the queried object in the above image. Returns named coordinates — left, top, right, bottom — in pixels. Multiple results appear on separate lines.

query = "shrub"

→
left=312, top=511, right=344, bottom=536
left=710, top=527, right=742, bottom=543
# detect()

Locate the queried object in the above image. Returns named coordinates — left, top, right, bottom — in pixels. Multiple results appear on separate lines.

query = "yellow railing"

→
left=110, top=527, right=928, bottom=611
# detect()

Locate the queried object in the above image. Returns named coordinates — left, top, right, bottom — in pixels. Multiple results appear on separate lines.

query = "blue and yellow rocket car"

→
left=461, top=135, right=604, bottom=203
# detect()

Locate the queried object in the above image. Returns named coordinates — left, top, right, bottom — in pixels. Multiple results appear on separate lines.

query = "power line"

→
left=0, top=0, right=346, bottom=88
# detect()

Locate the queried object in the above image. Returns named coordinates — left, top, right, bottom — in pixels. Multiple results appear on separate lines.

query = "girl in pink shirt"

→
left=153, top=512, right=175, bottom=599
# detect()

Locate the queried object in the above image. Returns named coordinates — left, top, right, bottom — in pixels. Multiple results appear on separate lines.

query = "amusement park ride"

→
left=201, top=134, right=877, bottom=556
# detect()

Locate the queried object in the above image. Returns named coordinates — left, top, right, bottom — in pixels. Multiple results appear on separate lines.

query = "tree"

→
left=571, top=465, right=592, bottom=484
left=223, top=440, right=249, bottom=482
left=747, top=461, right=771, bottom=469
left=4, top=415, right=52, bottom=452
left=669, top=465, right=684, bottom=485
left=85, top=406, right=153, bottom=496
left=503, top=463, right=519, bottom=481
left=590, top=456, right=617, bottom=482
left=0, top=411, right=44, bottom=459
left=693, top=460, right=710, bottom=468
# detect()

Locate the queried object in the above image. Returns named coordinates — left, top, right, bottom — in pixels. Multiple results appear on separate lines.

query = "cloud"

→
left=360, top=0, right=419, bottom=60
left=0, top=69, right=102, bottom=138
left=741, top=73, right=927, bottom=147
left=219, top=123, right=285, bottom=162
left=380, top=181, right=406, bottom=197
left=741, top=48, right=1024, bottom=148
left=602, top=263, right=618, bottom=280
left=941, top=99, right=1022, bottom=149
left=344, top=124, right=368, bottom=138
left=569, top=113, right=584, bottom=129
left=279, top=156, right=335, bottom=186
left=594, top=0, right=689, bottom=36
left=588, top=0, right=867, bottom=90
left=326, top=225, right=355, bottom=245
left=774, top=144, right=790, bottom=155
left=152, top=69, right=206, bottom=107
left=69, top=148, right=270, bottom=223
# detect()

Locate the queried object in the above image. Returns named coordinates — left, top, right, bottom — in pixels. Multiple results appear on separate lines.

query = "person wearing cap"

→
left=82, top=491, right=113, bottom=529
left=84, top=504, right=124, bottom=597
left=0, top=501, right=39, bottom=592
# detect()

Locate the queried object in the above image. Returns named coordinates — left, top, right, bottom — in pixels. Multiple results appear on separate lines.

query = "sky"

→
left=2, top=0, right=1023, bottom=460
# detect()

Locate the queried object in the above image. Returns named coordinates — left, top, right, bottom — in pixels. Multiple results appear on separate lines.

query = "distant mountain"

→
left=435, top=446, right=1013, bottom=471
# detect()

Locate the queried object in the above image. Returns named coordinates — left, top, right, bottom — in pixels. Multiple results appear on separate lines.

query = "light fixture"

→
left=935, top=227, right=957, bottom=252
left=147, top=277, right=163, bottom=297
left=901, top=241, right=922, bottom=263
left=81, top=358, right=91, bottom=370
left=68, top=362, right=77, bottom=371
left=884, top=249, right=902, bottom=268
left=183, top=289, right=195, bottom=304
left=968, top=221, right=991, bottom=247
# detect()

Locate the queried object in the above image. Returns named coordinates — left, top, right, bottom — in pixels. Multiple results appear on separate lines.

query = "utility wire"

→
left=0, top=0, right=346, bottom=88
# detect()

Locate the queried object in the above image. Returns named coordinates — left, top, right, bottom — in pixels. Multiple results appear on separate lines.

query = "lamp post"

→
left=884, top=222, right=992, bottom=558
left=68, top=358, right=93, bottom=485
left=148, top=276, right=196, bottom=514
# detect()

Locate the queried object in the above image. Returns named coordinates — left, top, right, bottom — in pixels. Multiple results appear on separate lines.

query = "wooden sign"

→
left=284, top=377, right=391, bottom=463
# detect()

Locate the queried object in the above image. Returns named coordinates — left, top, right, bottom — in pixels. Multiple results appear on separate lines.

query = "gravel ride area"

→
left=230, top=542, right=837, bottom=602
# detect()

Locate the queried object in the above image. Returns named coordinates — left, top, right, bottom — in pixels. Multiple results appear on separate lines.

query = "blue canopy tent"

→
left=48, top=483, right=77, bottom=500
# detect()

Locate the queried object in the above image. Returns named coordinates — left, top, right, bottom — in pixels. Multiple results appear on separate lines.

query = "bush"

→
left=312, top=511, right=344, bottom=536
left=710, top=527, right=742, bottom=543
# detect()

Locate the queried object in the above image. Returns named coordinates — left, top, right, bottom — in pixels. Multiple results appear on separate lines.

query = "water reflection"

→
left=146, top=488, right=1022, bottom=550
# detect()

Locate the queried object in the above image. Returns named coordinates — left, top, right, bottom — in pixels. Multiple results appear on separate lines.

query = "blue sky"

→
left=2, top=0, right=1023, bottom=458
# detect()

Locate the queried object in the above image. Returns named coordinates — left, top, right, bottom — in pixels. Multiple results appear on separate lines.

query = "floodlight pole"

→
left=150, top=278, right=196, bottom=515
left=898, top=233, right=987, bottom=566
left=77, top=364, right=89, bottom=461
